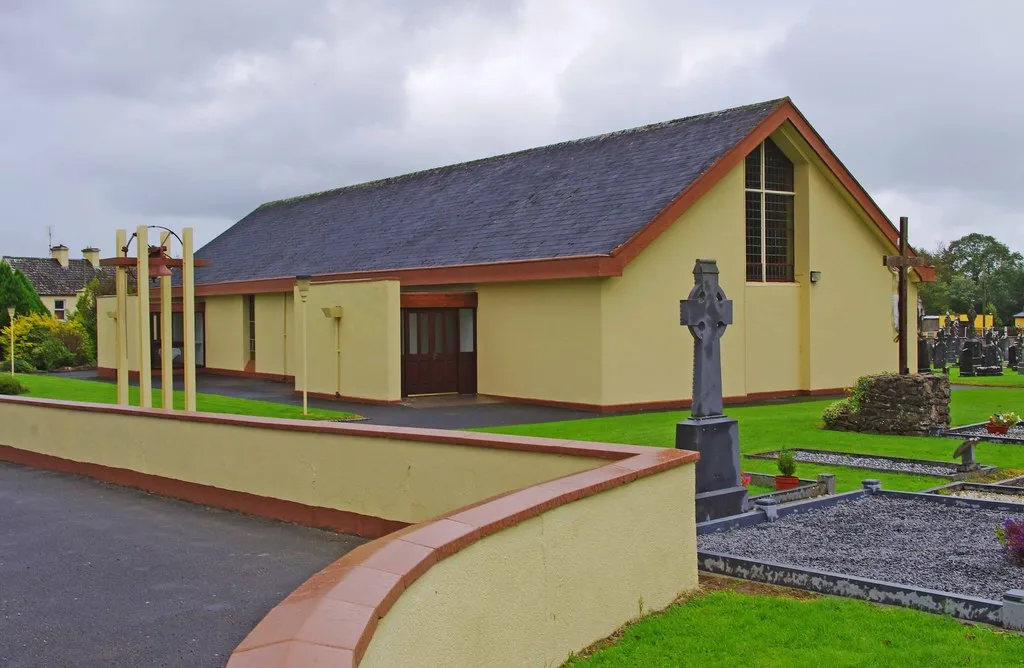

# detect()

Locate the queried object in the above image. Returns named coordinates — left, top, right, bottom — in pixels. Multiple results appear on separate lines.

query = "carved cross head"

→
left=680, top=259, right=733, bottom=343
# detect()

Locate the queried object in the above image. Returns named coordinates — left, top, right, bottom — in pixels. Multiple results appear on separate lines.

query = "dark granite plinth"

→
left=677, top=415, right=748, bottom=520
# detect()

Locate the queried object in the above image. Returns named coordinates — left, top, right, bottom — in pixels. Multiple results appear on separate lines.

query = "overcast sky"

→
left=2, top=0, right=1022, bottom=260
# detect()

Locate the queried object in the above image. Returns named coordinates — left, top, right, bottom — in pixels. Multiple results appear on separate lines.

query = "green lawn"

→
left=10, top=374, right=360, bottom=421
left=479, top=388, right=1024, bottom=493
left=567, top=585, right=1024, bottom=667
left=946, top=366, right=1024, bottom=387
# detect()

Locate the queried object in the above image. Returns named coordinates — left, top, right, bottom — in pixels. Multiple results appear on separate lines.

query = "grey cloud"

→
left=0, top=0, right=1021, bottom=260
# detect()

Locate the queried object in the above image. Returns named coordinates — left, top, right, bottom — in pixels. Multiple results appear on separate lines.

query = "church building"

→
left=96, top=98, right=933, bottom=411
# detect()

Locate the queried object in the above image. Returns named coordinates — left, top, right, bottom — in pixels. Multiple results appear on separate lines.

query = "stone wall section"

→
left=828, top=374, right=951, bottom=436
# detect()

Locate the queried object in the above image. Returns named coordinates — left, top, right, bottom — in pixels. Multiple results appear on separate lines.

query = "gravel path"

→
left=785, top=451, right=955, bottom=477
left=698, top=496, right=1022, bottom=600
left=951, top=489, right=1024, bottom=504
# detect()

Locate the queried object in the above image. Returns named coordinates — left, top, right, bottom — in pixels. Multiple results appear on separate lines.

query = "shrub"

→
left=821, top=372, right=896, bottom=427
left=996, top=518, right=1024, bottom=566
left=822, top=398, right=853, bottom=427
left=777, top=448, right=798, bottom=477
left=0, top=373, right=27, bottom=395
left=28, top=337, right=74, bottom=371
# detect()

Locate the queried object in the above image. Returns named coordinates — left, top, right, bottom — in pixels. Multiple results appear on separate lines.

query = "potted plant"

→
left=987, top=412, right=1020, bottom=435
left=775, top=449, right=799, bottom=490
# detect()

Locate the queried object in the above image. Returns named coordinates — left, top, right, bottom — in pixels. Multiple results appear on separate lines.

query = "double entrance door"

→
left=401, top=308, right=476, bottom=396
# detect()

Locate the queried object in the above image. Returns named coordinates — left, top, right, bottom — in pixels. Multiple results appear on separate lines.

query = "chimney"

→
left=82, top=247, right=100, bottom=269
left=50, top=245, right=69, bottom=268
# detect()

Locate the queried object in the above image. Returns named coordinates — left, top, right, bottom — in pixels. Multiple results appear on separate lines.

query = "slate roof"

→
left=4, top=257, right=116, bottom=296
left=194, top=98, right=787, bottom=285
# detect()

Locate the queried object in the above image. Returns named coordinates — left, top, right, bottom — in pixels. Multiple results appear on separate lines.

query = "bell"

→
left=148, top=245, right=173, bottom=279
left=148, top=261, right=173, bottom=279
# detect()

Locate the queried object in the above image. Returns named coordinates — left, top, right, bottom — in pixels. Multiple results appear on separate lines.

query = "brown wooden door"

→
left=402, top=309, right=460, bottom=395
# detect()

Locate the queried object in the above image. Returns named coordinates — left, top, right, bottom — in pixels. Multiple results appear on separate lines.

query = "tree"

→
left=0, top=261, right=48, bottom=328
left=71, top=279, right=99, bottom=363
left=948, top=274, right=981, bottom=314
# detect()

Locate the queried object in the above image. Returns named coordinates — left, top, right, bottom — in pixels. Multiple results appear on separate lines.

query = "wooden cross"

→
left=883, top=216, right=927, bottom=375
left=680, top=259, right=733, bottom=418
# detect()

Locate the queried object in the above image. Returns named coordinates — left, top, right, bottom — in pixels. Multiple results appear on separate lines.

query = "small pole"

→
left=115, top=229, right=129, bottom=405
left=136, top=226, right=152, bottom=407
left=182, top=228, right=197, bottom=412
left=160, top=232, right=174, bottom=411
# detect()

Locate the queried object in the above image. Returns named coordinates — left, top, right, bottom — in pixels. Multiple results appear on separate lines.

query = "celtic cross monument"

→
left=677, top=259, right=749, bottom=521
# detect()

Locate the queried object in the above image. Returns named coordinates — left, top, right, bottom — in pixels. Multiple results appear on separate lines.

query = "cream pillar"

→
left=182, top=228, right=197, bottom=412
left=136, top=226, right=152, bottom=408
left=160, top=232, right=174, bottom=411
left=115, top=229, right=130, bottom=406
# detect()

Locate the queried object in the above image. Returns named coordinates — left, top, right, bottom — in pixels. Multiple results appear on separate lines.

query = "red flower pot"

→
left=987, top=423, right=1010, bottom=435
left=775, top=475, right=801, bottom=491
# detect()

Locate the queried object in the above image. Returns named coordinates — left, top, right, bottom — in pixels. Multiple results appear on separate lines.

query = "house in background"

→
left=1015, top=311, right=1024, bottom=329
left=4, top=246, right=112, bottom=320
left=96, top=97, right=933, bottom=411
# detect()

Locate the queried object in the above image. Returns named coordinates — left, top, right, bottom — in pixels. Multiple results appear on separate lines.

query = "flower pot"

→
left=775, top=475, right=800, bottom=491
left=987, top=423, right=1010, bottom=435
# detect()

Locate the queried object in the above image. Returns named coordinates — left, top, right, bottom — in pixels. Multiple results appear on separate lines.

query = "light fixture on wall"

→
left=809, top=271, right=822, bottom=284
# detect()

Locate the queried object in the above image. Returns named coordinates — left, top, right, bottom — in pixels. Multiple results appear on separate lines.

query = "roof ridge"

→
left=253, top=97, right=788, bottom=212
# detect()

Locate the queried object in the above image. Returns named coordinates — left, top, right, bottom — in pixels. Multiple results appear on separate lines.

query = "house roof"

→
left=191, top=97, right=932, bottom=294
left=3, top=257, right=115, bottom=296
left=1014, top=312, right=1024, bottom=318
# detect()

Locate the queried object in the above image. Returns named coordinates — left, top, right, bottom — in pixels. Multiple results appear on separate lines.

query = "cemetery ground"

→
left=946, top=366, right=1024, bottom=388
left=480, top=387, right=1024, bottom=493
left=484, top=386, right=1024, bottom=666
left=565, top=576, right=1024, bottom=667
left=8, top=373, right=360, bottom=421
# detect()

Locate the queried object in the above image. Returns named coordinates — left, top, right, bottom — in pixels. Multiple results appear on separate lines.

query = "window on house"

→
left=247, top=295, right=256, bottom=361
left=745, top=138, right=795, bottom=282
left=53, top=300, right=66, bottom=321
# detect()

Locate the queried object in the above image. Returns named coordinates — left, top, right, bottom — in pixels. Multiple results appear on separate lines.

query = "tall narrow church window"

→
left=247, top=295, right=256, bottom=361
left=745, top=138, right=795, bottom=282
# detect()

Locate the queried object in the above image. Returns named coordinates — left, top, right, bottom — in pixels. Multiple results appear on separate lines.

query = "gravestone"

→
left=959, top=340, right=980, bottom=376
left=917, top=336, right=931, bottom=373
left=932, top=339, right=946, bottom=370
left=1009, top=344, right=1019, bottom=370
left=676, top=259, right=748, bottom=522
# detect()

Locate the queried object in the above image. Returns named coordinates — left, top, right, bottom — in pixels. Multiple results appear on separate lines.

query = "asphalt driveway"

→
left=0, top=462, right=365, bottom=668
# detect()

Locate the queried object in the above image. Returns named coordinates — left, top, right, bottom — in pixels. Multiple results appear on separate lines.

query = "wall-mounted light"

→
left=809, top=271, right=822, bottom=284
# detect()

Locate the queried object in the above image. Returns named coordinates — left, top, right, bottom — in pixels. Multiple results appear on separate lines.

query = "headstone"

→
left=676, top=259, right=748, bottom=522
left=932, top=339, right=947, bottom=369
left=917, top=336, right=931, bottom=373
left=954, top=438, right=980, bottom=472
left=959, top=340, right=979, bottom=377
left=1010, top=345, right=1019, bottom=370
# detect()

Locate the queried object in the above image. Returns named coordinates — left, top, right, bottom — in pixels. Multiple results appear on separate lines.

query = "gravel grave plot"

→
left=949, top=424, right=1024, bottom=443
left=783, top=451, right=956, bottom=477
left=698, top=496, right=1021, bottom=600
left=951, top=489, right=1024, bottom=504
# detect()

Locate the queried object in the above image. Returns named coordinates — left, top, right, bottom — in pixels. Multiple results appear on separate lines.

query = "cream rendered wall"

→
left=600, top=164, right=748, bottom=406
left=96, top=294, right=140, bottom=371
left=292, top=280, right=401, bottom=402
left=744, top=284, right=802, bottom=394
left=596, top=128, right=921, bottom=406
left=204, top=295, right=246, bottom=371
left=476, top=279, right=603, bottom=406
left=362, top=464, right=697, bottom=668
left=40, top=294, right=79, bottom=320
left=804, top=161, right=912, bottom=388
left=253, top=292, right=292, bottom=378
left=0, top=399, right=604, bottom=525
